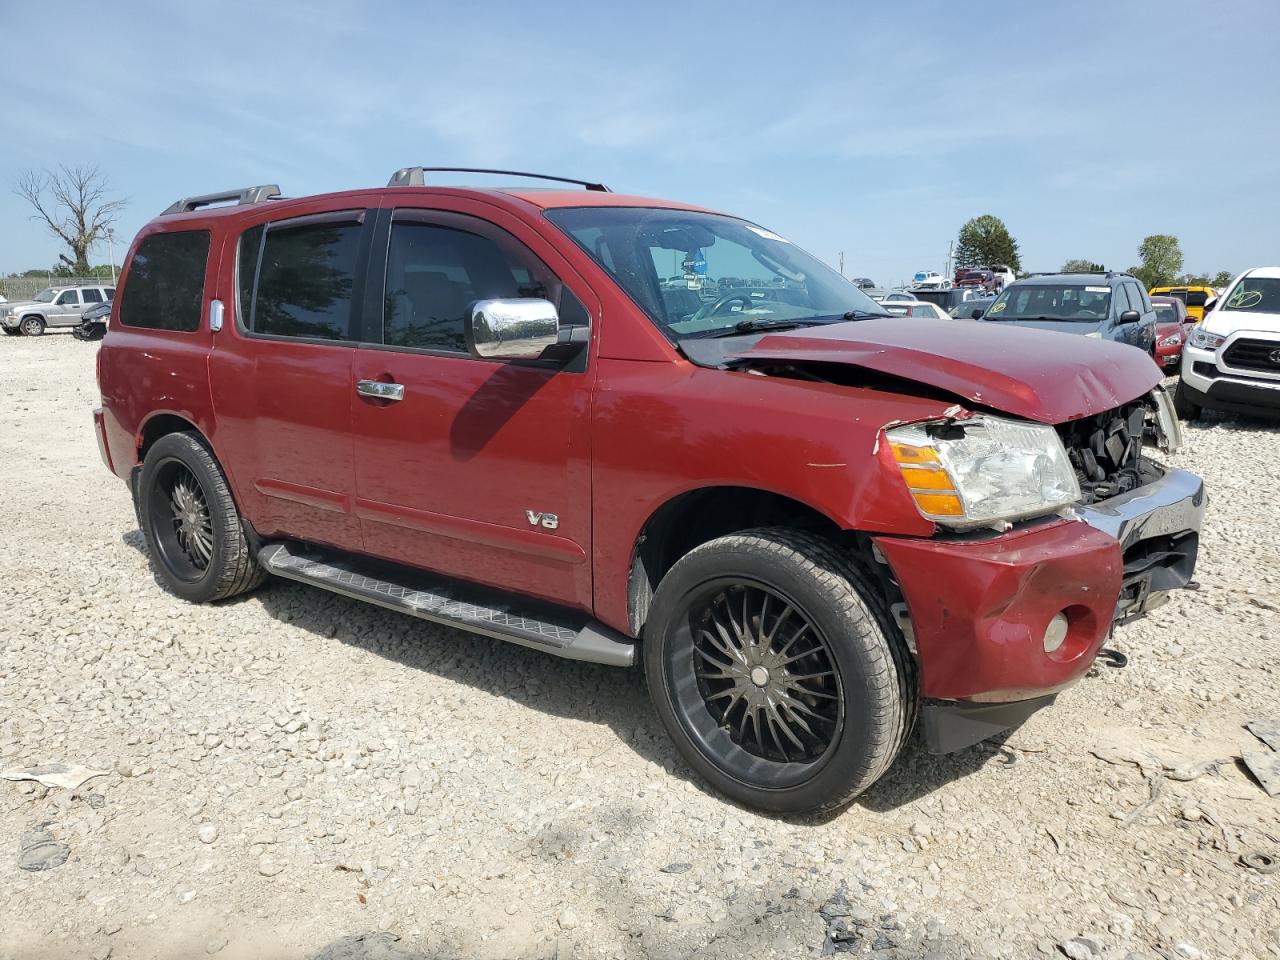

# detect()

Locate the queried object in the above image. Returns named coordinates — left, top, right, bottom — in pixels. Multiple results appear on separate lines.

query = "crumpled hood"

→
left=732, top=318, right=1161, bottom=424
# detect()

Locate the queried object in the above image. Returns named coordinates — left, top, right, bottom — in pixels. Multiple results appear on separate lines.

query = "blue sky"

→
left=1, top=0, right=1276, bottom=285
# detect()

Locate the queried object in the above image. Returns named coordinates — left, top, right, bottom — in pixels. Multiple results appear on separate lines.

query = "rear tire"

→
left=19, top=316, right=45, bottom=336
left=643, top=528, right=916, bottom=814
left=1174, top=379, right=1202, bottom=421
left=137, top=431, right=266, bottom=603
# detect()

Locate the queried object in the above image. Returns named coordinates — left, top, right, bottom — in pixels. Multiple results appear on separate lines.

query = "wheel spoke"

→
left=778, top=646, right=825, bottom=667
left=694, top=642, right=734, bottom=671
left=774, top=623, right=810, bottom=659
left=699, top=626, right=743, bottom=666
left=785, top=670, right=835, bottom=683
left=762, top=602, right=793, bottom=647
left=768, top=701, right=806, bottom=752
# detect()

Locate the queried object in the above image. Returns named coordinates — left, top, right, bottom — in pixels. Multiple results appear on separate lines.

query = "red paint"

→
left=96, top=182, right=1165, bottom=709
left=875, top=520, right=1123, bottom=701
left=736, top=318, right=1163, bottom=424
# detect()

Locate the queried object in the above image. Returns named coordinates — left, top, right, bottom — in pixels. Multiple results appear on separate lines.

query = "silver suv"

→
left=1, top=284, right=116, bottom=336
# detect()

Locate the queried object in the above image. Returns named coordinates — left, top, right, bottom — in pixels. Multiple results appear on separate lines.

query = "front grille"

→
left=1223, top=338, right=1280, bottom=373
left=1056, top=399, right=1160, bottom=505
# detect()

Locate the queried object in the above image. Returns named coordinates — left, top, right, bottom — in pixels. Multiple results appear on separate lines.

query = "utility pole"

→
left=945, top=240, right=954, bottom=282
left=107, top=229, right=117, bottom=283
left=838, top=251, right=844, bottom=276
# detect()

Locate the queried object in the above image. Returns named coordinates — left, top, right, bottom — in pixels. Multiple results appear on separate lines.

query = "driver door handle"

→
left=356, top=380, right=404, bottom=402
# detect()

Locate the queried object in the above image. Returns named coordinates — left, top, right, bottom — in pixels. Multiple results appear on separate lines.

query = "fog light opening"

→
left=1043, top=612, right=1070, bottom=654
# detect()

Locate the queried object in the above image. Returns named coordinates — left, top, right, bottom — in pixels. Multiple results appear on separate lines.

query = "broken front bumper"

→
left=1075, top=467, right=1204, bottom=623
left=875, top=465, right=1205, bottom=752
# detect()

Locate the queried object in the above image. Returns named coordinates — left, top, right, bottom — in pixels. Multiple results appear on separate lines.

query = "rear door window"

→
left=240, top=213, right=364, bottom=341
left=1186, top=290, right=1209, bottom=308
left=81, top=288, right=103, bottom=304
left=119, top=230, right=210, bottom=331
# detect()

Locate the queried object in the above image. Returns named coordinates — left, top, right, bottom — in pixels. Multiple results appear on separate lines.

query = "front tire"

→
left=137, top=431, right=266, bottom=603
left=1174, top=379, right=1202, bottom=421
left=644, top=528, right=916, bottom=814
left=19, top=316, right=45, bottom=336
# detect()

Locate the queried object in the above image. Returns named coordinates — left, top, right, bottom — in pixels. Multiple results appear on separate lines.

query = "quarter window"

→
left=82, top=288, right=103, bottom=304
left=243, top=217, right=362, bottom=341
left=119, top=230, right=210, bottom=331
left=382, top=216, right=586, bottom=353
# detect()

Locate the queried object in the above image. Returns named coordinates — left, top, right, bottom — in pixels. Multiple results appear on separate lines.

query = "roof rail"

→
left=1024, top=270, right=1116, bottom=277
left=161, top=185, right=282, bottom=216
left=387, top=167, right=610, bottom=192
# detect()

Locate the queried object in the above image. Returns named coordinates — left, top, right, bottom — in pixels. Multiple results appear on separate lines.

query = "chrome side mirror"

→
left=466, top=298, right=560, bottom=361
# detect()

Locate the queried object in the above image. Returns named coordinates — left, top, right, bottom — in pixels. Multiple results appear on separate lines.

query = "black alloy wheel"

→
left=677, top=579, right=843, bottom=782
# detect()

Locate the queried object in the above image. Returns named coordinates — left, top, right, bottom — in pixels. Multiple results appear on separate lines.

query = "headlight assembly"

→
left=1158, top=332, right=1183, bottom=348
left=886, top=415, right=1080, bottom=529
left=1189, top=327, right=1225, bottom=351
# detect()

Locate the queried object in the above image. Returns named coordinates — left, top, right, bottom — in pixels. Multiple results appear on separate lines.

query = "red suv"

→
left=95, top=169, right=1204, bottom=813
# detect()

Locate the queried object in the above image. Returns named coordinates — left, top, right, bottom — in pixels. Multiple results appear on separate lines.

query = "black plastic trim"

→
left=922, top=694, right=1057, bottom=754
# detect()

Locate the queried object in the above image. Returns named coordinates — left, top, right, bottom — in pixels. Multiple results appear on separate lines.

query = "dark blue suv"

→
left=974, top=272, right=1158, bottom=355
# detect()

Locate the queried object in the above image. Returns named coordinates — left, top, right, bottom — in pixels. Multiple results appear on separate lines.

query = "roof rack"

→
left=161, top=185, right=282, bottom=216
left=387, top=167, right=610, bottom=192
left=1024, top=270, right=1117, bottom=278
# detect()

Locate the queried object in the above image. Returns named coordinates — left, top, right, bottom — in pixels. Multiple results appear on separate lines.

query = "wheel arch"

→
left=137, top=411, right=208, bottom=464
left=626, top=485, right=853, bottom=636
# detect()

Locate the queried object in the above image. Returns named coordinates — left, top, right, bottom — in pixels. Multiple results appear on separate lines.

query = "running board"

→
left=258, top=542, right=635, bottom=667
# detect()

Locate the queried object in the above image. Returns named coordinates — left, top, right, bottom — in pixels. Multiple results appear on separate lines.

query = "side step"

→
left=258, top=542, right=635, bottom=668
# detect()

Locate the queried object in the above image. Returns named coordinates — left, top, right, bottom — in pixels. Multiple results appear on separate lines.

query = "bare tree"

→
left=14, top=164, right=127, bottom=273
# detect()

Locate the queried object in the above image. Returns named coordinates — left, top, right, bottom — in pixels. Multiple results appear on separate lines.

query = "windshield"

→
left=545, top=207, right=886, bottom=338
left=986, top=284, right=1111, bottom=322
left=1222, top=276, right=1280, bottom=313
left=32, top=288, right=56, bottom=302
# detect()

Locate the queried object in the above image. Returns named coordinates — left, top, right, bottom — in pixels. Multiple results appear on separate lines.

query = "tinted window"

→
left=105, top=288, right=115, bottom=300
left=383, top=218, right=585, bottom=352
left=56, top=290, right=79, bottom=305
left=251, top=219, right=361, bottom=340
left=1153, top=304, right=1177, bottom=324
left=1113, top=284, right=1132, bottom=314
left=1186, top=291, right=1209, bottom=307
left=81, top=288, right=103, bottom=303
left=119, top=230, right=210, bottom=331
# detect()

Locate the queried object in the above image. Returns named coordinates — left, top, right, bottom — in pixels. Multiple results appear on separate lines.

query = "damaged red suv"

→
left=94, top=169, right=1204, bottom=813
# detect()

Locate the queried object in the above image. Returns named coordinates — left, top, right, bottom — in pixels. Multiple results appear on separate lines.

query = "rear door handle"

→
left=356, top=380, right=404, bottom=402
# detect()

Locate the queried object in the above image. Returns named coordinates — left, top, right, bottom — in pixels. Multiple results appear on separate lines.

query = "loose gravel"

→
left=1, top=334, right=1278, bottom=960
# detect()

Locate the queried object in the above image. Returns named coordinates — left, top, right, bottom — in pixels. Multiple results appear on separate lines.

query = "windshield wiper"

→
left=842, top=309, right=891, bottom=320
left=692, top=319, right=812, bottom=339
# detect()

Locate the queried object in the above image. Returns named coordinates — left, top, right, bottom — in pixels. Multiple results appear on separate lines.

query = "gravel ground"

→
left=1, top=333, right=1278, bottom=960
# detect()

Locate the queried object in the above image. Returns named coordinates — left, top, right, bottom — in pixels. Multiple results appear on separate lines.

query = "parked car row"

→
left=1, top=284, right=116, bottom=336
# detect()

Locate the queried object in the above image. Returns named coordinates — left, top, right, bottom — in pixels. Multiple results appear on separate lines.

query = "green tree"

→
left=1212, top=270, right=1233, bottom=287
left=1129, top=234, right=1183, bottom=289
left=955, top=215, right=1022, bottom=272
left=1061, top=258, right=1105, bottom=273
